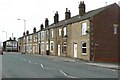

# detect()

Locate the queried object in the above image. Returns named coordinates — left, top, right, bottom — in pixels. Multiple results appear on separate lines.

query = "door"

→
left=58, top=45, right=60, bottom=56
left=74, top=43, right=77, bottom=58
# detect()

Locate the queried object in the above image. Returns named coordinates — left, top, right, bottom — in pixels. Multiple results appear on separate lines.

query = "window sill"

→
left=82, top=53, right=87, bottom=56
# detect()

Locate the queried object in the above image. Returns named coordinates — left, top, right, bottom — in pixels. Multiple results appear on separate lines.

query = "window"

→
left=46, top=43, right=49, bottom=50
left=41, top=42, right=44, bottom=51
left=41, top=31, right=44, bottom=40
left=63, top=42, right=67, bottom=52
left=63, top=27, right=67, bottom=36
left=50, top=41, right=54, bottom=52
left=51, top=29, right=54, bottom=38
left=59, top=29, right=62, bottom=36
left=30, top=35, right=32, bottom=42
left=82, top=42, right=87, bottom=55
left=33, top=35, right=37, bottom=42
left=114, top=26, right=117, bottom=34
left=46, top=30, right=49, bottom=39
left=38, top=32, right=40, bottom=42
left=82, top=22, right=87, bottom=35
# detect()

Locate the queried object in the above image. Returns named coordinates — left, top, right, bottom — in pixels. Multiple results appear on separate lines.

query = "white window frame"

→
left=46, top=42, right=49, bottom=50
left=81, top=42, right=87, bottom=55
left=50, top=41, right=54, bottom=52
left=59, top=29, right=62, bottom=36
left=41, top=42, right=44, bottom=51
left=63, top=27, right=67, bottom=36
left=82, top=22, right=87, bottom=35
left=41, top=31, right=44, bottom=40
left=113, top=25, right=118, bottom=34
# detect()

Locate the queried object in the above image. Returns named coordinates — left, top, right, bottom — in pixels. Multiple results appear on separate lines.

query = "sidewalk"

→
left=30, top=53, right=120, bottom=70
left=85, top=62, right=119, bottom=70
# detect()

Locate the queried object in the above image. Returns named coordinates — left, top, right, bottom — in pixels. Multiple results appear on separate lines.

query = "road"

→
left=2, top=52, right=119, bottom=78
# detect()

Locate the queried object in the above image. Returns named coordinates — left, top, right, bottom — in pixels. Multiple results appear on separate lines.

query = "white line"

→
left=59, top=70, right=67, bottom=76
left=29, top=61, right=31, bottom=63
left=59, top=70, right=77, bottom=78
left=41, top=64, right=44, bottom=68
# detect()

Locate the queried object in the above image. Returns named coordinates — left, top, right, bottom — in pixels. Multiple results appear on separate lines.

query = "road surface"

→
left=2, top=52, right=119, bottom=78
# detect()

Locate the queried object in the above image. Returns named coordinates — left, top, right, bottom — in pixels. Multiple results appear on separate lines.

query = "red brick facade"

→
left=93, top=4, right=120, bottom=62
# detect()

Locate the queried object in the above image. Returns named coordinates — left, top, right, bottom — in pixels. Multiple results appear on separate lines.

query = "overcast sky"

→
left=0, top=0, right=119, bottom=44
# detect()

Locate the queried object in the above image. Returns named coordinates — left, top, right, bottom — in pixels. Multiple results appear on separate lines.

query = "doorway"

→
left=74, top=43, right=77, bottom=58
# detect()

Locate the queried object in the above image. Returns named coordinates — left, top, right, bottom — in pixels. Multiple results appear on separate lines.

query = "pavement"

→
left=32, top=54, right=119, bottom=70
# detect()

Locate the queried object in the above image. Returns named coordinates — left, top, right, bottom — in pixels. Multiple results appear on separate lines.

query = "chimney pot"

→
left=79, top=1, right=86, bottom=16
left=45, top=18, right=49, bottom=28
left=65, top=8, right=71, bottom=20
left=33, top=27, right=36, bottom=33
left=40, top=24, right=44, bottom=30
left=54, top=11, right=59, bottom=24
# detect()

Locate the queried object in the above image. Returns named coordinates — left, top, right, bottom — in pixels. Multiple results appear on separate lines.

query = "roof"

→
left=48, top=3, right=117, bottom=29
left=18, top=3, right=118, bottom=39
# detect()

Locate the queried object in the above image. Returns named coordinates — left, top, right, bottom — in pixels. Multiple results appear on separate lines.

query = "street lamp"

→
left=17, top=18, right=26, bottom=33
left=17, top=18, right=26, bottom=54
left=3, top=31, right=7, bottom=41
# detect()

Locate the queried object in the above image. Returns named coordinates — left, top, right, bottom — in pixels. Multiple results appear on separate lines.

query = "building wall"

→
left=93, top=4, right=119, bottom=62
left=32, top=33, right=38, bottom=54
left=118, top=6, right=120, bottom=62
left=69, top=20, right=90, bottom=61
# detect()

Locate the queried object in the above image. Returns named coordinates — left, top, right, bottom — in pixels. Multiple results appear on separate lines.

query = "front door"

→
left=58, top=45, right=60, bottom=56
left=74, top=43, right=77, bottom=58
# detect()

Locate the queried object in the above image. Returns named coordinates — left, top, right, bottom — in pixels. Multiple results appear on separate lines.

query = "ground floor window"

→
left=63, top=42, right=67, bottom=53
left=50, top=41, right=54, bottom=52
left=82, top=42, right=87, bottom=55
left=41, top=42, right=44, bottom=51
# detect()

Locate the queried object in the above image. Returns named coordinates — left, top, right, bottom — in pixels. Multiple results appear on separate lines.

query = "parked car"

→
left=0, top=48, right=3, bottom=55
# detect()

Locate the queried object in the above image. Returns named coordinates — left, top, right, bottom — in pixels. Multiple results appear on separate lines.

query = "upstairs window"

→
left=63, top=27, right=67, bottom=36
left=59, top=29, right=62, bottom=36
left=41, top=31, right=44, bottom=40
left=113, top=24, right=118, bottom=34
left=82, top=22, right=87, bottom=35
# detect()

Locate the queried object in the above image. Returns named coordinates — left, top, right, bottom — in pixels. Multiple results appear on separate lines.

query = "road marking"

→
left=29, top=61, right=31, bottom=63
left=40, top=63, right=77, bottom=78
left=41, top=64, right=44, bottom=68
left=59, top=70, right=77, bottom=78
left=59, top=70, right=67, bottom=76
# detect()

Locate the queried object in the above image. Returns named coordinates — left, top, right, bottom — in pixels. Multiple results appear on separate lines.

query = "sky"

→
left=0, top=0, right=119, bottom=45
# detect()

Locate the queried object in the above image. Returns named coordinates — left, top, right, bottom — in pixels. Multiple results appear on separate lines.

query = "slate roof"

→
left=48, top=3, right=117, bottom=29
left=18, top=3, right=118, bottom=38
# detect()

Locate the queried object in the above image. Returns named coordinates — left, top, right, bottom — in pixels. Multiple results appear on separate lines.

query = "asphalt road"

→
left=2, top=52, right=119, bottom=78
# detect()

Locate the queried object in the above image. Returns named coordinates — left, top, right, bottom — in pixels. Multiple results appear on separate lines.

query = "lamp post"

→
left=17, top=18, right=26, bottom=54
left=3, top=31, right=7, bottom=41
left=17, top=19, right=26, bottom=33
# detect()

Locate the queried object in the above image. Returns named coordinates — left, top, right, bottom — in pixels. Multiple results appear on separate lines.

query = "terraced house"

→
left=18, top=1, right=120, bottom=62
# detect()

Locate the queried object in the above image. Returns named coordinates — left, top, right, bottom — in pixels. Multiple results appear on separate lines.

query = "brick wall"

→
left=93, top=4, right=119, bottom=62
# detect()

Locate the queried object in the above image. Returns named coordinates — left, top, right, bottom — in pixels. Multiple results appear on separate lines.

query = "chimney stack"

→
left=9, top=37, right=12, bottom=40
left=54, top=11, right=59, bottom=24
left=26, top=30, right=29, bottom=35
left=79, top=1, right=86, bottom=16
left=40, top=24, right=44, bottom=30
left=13, top=37, right=16, bottom=40
left=45, top=18, right=49, bottom=28
left=65, top=8, right=71, bottom=20
left=33, top=27, right=36, bottom=33
left=23, top=32, right=25, bottom=36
